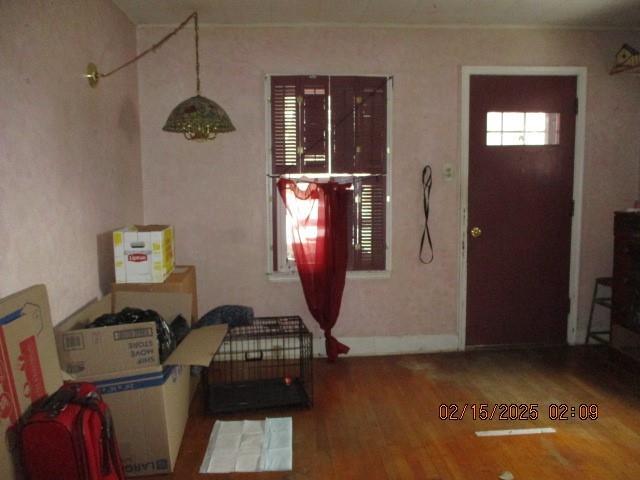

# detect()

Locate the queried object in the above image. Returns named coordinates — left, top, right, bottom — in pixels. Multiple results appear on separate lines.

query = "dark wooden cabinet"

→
left=612, top=211, right=640, bottom=360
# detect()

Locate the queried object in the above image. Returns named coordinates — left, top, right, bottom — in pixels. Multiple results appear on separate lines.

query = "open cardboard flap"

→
left=165, top=324, right=227, bottom=367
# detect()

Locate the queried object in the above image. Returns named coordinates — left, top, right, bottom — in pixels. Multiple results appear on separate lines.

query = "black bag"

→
left=195, top=305, right=254, bottom=328
left=170, top=315, right=191, bottom=346
left=89, top=308, right=176, bottom=362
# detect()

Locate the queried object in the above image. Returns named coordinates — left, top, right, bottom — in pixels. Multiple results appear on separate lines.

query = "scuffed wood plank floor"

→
left=143, top=347, right=640, bottom=479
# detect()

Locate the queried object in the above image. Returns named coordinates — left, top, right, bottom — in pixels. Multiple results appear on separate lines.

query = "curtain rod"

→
left=267, top=173, right=387, bottom=179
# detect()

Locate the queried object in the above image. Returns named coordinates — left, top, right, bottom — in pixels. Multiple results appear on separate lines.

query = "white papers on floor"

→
left=199, top=417, right=293, bottom=473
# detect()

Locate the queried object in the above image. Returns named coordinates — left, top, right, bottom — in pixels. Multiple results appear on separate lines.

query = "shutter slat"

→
left=271, top=77, right=300, bottom=174
left=355, top=77, right=387, bottom=174
left=331, top=77, right=387, bottom=175
left=351, top=176, right=386, bottom=270
left=272, top=76, right=329, bottom=174
left=331, top=77, right=357, bottom=174
left=301, top=77, right=329, bottom=173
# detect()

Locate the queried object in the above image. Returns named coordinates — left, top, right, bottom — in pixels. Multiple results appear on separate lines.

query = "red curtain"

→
left=277, top=179, right=351, bottom=362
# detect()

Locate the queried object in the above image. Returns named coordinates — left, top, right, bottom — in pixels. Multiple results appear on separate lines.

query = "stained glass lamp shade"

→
left=163, top=95, right=235, bottom=141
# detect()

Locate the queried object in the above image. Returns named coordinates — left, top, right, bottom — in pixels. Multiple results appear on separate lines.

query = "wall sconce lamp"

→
left=85, top=11, right=235, bottom=141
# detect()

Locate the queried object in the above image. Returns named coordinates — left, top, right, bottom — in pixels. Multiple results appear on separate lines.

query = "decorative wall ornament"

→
left=610, top=43, right=640, bottom=75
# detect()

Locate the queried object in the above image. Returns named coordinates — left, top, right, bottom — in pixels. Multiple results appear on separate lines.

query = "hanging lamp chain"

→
left=97, top=11, right=199, bottom=80
left=195, top=12, right=200, bottom=96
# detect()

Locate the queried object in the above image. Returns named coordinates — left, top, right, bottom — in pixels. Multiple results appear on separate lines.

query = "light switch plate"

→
left=443, top=163, right=454, bottom=181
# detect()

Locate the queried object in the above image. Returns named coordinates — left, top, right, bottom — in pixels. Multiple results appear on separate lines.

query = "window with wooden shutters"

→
left=268, top=75, right=391, bottom=274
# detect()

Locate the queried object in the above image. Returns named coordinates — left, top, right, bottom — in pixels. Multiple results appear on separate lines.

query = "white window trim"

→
left=265, top=74, right=394, bottom=281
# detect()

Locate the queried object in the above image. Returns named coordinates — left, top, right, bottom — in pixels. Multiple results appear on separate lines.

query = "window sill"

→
left=267, top=270, right=391, bottom=282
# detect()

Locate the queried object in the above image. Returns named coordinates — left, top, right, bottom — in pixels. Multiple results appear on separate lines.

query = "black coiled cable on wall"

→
left=419, top=165, right=434, bottom=264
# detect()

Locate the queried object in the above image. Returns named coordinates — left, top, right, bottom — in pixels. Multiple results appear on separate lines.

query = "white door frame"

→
left=458, top=66, right=587, bottom=350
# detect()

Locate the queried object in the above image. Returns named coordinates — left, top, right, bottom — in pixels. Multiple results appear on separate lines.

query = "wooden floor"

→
left=145, top=347, right=640, bottom=479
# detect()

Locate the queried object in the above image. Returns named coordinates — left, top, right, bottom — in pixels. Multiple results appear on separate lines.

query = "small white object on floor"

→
left=199, top=417, right=292, bottom=473
left=475, top=427, right=556, bottom=437
left=499, top=471, right=515, bottom=480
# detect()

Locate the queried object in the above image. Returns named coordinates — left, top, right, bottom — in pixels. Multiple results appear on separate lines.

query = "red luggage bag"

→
left=19, top=382, right=125, bottom=480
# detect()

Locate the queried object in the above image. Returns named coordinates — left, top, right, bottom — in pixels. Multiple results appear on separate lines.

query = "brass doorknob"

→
left=470, top=226, right=482, bottom=238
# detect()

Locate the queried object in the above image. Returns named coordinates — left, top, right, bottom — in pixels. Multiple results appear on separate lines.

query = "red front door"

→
left=466, top=75, right=576, bottom=346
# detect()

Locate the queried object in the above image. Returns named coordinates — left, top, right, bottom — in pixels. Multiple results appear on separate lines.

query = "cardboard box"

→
left=91, top=365, right=190, bottom=476
left=111, top=265, right=200, bottom=398
left=113, top=225, right=175, bottom=283
left=56, top=291, right=226, bottom=476
left=110, top=268, right=201, bottom=401
left=112, top=265, right=198, bottom=323
left=0, top=285, right=63, bottom=480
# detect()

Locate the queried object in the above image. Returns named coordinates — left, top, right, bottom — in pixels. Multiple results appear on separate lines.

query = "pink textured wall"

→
left=0, top=0, right=142, bottom=324
left=137, top=26, right=640, bottom=344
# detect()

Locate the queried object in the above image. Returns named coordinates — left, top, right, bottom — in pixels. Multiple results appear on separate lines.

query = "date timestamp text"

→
left=438, top=403, right=599, bottom=421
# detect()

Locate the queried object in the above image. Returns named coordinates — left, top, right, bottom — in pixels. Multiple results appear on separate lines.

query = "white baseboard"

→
left=312, top=334, right=459, bottom=357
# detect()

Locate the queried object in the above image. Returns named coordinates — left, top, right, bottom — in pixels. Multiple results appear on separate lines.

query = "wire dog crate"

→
left=204, top=316, right=313, bottom=413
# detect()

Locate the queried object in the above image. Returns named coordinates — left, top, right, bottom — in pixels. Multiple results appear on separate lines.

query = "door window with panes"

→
left=268, top=75, right=391, bottom=274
